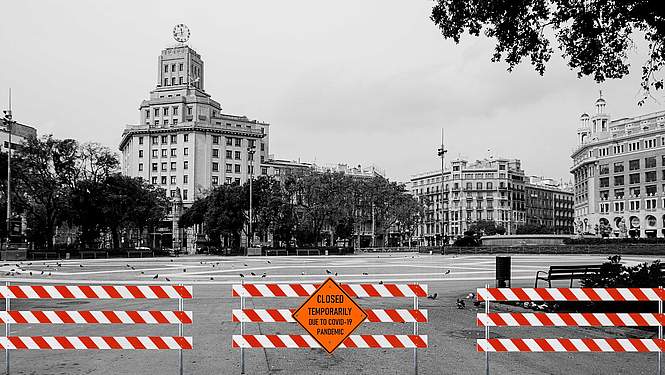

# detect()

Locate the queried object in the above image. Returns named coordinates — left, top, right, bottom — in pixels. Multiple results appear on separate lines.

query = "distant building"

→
left=524, top=176, right=574, bottom=234
left=571, top=92, right=665, bottom=237
left=410, top=157, right=572, bottom=245
left=0, top=121, right=36, bottom=152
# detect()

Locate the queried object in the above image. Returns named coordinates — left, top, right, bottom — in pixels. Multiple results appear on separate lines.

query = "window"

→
left=154, top=108, right=159, bottom=117
left=212, top=176, right=219, bottom=185
left=614, top=201, right=625, bottom=212
left=630, top=200, right=640, bottom=211
left=138, top=163, right=143, bottom=172
left=226, top=177, right=232, bottom=184
left=170, top=162, right=176, bottom=171
left=183, top=189, right=188, bottom=200
left=599, top=164, right=609, bottom=175
left=152, top=136, right=158, bottom=145
left=261, top=143, right=265, bottom=151
left=183, top=134, right=189, bottom=142
left=161, top=149, right=167, bottom=158
left=171, top=148, right=176, bottom=157
left=646, top=157, right=657, bottom=168
left=138, top=150, right=143, bottom=158
left=169, top=135, right=176, bottom=144
left=599, top=177, right=609, bottom=187
left=646, top=198, right=657, bottom=210
left=183, top=175, right=188, bottom=184
left=212, top=149, right=219, bottom=158
left=170, top=176, right=176, bottom=185
left=629, top=159, right=640, bottom=170
left=235, top=164, right=241, bottom=173
left=212, top=162, right=219, bottom=172
left=614, top=189, right=624, bottom=199
left=614, top=162, right=624, bottom=173
left=235, top=151, right=241, bottom=160
left=183, top=147, right=188, bottom=156
left=599, top=202, right=610, bottom=213
left=179, top=63, right=183, bottom=71
left=183, top=161, right=188, bottom=170
left=614, top=175, right=624, bottom=186
left=226, top=163, right=232, bottom=173
left=163, top=119, right=169, bottom=126
left=261, top=167, right=268, bottom=175
left=152, top=163, right=157, bottom=172
left=152, top=150, right=158, bottom=158
left=138, top=137, right=144, bottom=145
left=629, top=173, right=641, bottom=184
left=161, top=162, right=167, bottom=171
left=212, top=136, right=220, bottom=144
left=163, top=78, right=168, bottom=86
left=161, top=135, right=168, bottom=144
left=235, top=138, right=241, bottom=147
left=465, top=182, right=473, bottom=190
left=187, top=106, right=193, bottom=115
left=154, top=120, right=159, bottom=126
left=486, top=182, right=493, bottom=189
left=226, top=150, right=232, bottom=158
left=226, top=137, right=233, bottom=146
left=171, top=77, right=176, bottom=86
left=248, top=152, right=254, bottom=161
left=151, top=176, right=157, bottom=184
left=630, top=187, right=641, bottom=197
left=646, top=171, right=657, bottom=182
left=164, top=64, right=169, bottom=73
left=248, top=139, right=255, bottom=148
left=261, top=155, right=265, bottom=163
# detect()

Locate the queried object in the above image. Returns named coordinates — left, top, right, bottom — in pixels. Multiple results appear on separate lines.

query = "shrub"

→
left=453, top=235, right=478, bottom=247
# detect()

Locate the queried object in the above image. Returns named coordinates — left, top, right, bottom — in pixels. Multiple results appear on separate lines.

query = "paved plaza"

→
left=0, top=253, right=662, bottom=374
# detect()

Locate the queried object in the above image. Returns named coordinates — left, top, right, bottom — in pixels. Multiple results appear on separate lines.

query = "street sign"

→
left=292, top=278, right=367, bottom=353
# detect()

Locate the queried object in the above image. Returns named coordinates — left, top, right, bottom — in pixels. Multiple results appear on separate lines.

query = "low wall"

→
left=441, top=244, right=665, bottom=256
left=481, top=234, right=572, bottom=246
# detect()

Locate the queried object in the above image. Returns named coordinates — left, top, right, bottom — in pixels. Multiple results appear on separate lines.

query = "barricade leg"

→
left=659, top=286, right=662, bottom=375
left=240, top=279, right=245, bottom=374
left=179, top=285, right=184, bottom=375
left=485, top=283, right=489, bottom=375
left=413, top=295, right=418, bottom=375
left=4, top=281, right=9, bottom=375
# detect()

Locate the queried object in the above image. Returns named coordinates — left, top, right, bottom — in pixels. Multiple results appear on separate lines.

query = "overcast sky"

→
left=1, top=1, right=662, bottom=182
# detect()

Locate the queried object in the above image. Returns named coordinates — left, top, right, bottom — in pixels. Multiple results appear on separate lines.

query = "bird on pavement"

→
left=334, top=272, right=338, bottom=276
left=152, top=274, right=159, bottom=279
left=243, top=264, right=248, bottom=267
left=267, top=260, right=271, bottom=264
left=456, top=298, right=466, bottom=309
left=427, top=293, right=438, bottom=300
left=79, top=264, right=84, bottom=268
left=126, top=264, right=131, bottom=268
left=444, top=270, right=451, bottom=275
left=239, top=274, right=244, bottom=278
left=131, top=267, right=135, bottom=270
left=261, top=273, right=267, bottom=278
left=379, top=281, right=384, bottom=285
left=250, top=272, right=256, bottom=276
left=362, top=272, right=368, bottom=275
left=301, top=272, right=305, bottom=275
left=40, top=271, right=44, bottom=275
left=210, top=277, right=214, bottom=281
left=183, top=269, right=187, bottom=272
left=325, top=269, right=332, bottom=274
left=166, top=277, right=171, bottom=281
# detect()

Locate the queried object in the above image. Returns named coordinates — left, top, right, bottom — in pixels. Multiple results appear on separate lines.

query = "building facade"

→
left=571, top=93, right=665, bottom=237
left=410, top=158, right=573, bottom=245
left=119, top=32, right=270, bottom=252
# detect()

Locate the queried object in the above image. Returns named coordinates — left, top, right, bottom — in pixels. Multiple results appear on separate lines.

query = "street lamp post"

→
left=437, top=129, right=447, bottom=252
left=3, top=90, right=13, bottom=252
left=247, top=146, right=256, bottom=254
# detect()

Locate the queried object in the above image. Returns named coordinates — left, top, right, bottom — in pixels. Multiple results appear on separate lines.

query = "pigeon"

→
left=243, top=264, right=248, bottom=267
left=379, top=281, right=384, bottom=285
left=126, top=264, right=131, bottom=268
left=466, top=292, right=475, bottom=299
left=267, top=260, right=271, bottom=264
left=427, top=293, right=438, bottom=300
left=152, top=274, right=159, bottom=279
left=131, top=267, right=135, bottom=270
left=40, top=271, right=44, bottom=275
left=29, top=272, right=32, bottom=276
left=210, top=277, right=214, bottom=280
left=79, top=264, right=84, bottom=268
left=212, top=264, right=215, bottom=268
left=456, top=298, right=466, bottom=309
left=239, top=274, right=244, bottom=278
left=183, top=269, right=187, bottom=272
left=250, top=272, right=256, bottom=276
left=301, top=272, right=305, bottom=275
left=334, top=272, right=338, bottom=276
left=325, top=269, right=332, bottom=274
left=362, top=272, right=368, bottom=275
left=444, top=270, right=451, bottom=275
left=47, top=272, right=51, bottom=276
left=140, top=271, right=145, bottom=274
left=170, top=259, right=174, bottom=262
left=166, top=277, right=171, bottom=281
left=261, top=273, right=266, bottom=278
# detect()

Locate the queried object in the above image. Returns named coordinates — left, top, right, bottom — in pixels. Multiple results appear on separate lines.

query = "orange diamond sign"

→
left=292, top=278, right=367, bottom=353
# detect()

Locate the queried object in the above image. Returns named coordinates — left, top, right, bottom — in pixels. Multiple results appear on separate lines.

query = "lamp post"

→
left=3, top=93, right=13, bottom=252
left=437, top=129, right=447, bottom=252
left=247, top=145, right=256, bottom=254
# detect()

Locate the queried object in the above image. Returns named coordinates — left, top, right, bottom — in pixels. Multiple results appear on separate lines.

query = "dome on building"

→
left=580, top=113, right=589, bottom=119
left=595, top=97, right=606, bottom=104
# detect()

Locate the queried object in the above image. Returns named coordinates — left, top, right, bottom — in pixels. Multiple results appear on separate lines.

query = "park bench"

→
left=126, top=249, right=153, bottom=258
left=534, top=264, right=603, bottom=287
left=30, top=251, right=59, bottom=260
left=80, top=250, right=108, bottom=259
left=295, top=249, right=320, bottom=256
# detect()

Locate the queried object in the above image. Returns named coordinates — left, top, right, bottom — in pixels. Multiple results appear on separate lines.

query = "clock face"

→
left=173, top=24, right=190, bottom=43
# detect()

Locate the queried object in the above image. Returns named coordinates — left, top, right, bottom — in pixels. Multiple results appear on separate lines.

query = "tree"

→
left=468, top=220, right=505, bottom=236
left=12, top=136, right=78, bottom=249
left=431, top=0, right=665, bottom=104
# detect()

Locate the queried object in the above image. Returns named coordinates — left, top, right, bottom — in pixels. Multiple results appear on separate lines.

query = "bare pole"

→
left=485, top=283, right=490, bottom=375
left=240, top=278, right=245, bottom=374
left=437, top=128, right=447, bottom=252
left=413, top=294, right=419, bottom=375
left=659, top=285, right=662, bottom=375
left=178, top=284, right=183, bottom=375
left=5, top=281, right=10, bottom=375
left=5, top=89, right=11, bottom=252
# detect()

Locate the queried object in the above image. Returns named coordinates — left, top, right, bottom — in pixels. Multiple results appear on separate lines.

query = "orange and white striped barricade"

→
left=476, top=287, right=665, bottom=374
left=1, top=282, right=193, bottom=375
left=232, top=281, right=428, bottom=374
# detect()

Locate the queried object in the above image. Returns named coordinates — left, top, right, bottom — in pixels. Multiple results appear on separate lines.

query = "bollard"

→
left=659, top=285, right=662, bottom=375
left=179, top=285, right=184, bottom=375
left=413, top=295, right=419, bottom=375
left=5, top=281, right=9, bottom=375
left=240, top=279, right=245, bottom=374
left=485, top=283, right=489, bottom=375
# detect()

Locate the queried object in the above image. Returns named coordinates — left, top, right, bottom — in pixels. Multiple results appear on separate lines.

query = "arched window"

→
left=486, top=182, right=493, bottom=190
